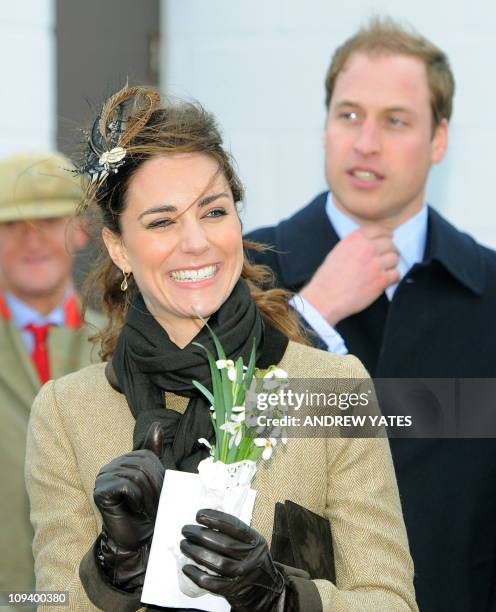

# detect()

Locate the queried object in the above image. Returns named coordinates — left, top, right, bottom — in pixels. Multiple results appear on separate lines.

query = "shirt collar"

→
left=326, top=193, right=428, bottom=299
left=391, top=206, right=428, bottom=276
left=325, top=193, right=359, bottom=239
left=326, top=192, right=428, bottom=274
left=4, top=292, right=66, bottom=330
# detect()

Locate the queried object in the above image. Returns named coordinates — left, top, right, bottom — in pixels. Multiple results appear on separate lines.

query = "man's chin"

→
left=8, top=281, right=67, bottom=301
left=336, top=198, right=400, bottom=225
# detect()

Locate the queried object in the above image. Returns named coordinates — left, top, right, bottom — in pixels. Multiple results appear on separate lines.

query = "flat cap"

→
left=0, top=151, right=82, bottom=222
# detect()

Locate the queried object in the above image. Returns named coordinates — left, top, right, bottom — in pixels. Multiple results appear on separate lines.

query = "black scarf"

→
left=110, top=279, right=289, bottom=472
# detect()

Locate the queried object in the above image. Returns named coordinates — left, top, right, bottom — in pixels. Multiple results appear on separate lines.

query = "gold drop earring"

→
left=120, top=271, right=130, bottom=292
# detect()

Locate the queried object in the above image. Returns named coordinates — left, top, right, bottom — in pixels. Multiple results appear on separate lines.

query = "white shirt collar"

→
left=4, top=291, right=66, bottom=329
left=325, top=193, right=428, bottom=299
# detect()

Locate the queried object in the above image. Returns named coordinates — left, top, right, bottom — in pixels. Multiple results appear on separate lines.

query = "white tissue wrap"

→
left=176, top=457, right=257, bottom=598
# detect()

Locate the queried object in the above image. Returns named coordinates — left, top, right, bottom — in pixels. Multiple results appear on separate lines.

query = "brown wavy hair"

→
left=79, top=85, right=309, bottom=359
left=325, top=16, right=455, bottom=129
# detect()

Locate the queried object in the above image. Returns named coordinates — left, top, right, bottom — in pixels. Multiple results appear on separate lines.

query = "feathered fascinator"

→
left=75, top=85, right=161, bottom=186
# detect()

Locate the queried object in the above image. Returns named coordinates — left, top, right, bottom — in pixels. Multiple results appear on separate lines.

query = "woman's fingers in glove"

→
left=116, top=460, right=164, bottom=514
left=96, top=472, right=158, bottom=521
left=195, top=509, right=256, bottom=544
left=94, top=474, right=144, bottom=511
left=94, top=450, right=164, bottom=516
left=182, top=514, right=285, bottom=611
left=180, top=538, right=241, bottom=577
left=181, top=524, right=252, bottom=560
left=180, top=510, right=267, bottom=578
left=98, top=450, right=164, bottom=488
left=98, top=450, right=164, bottom=485
left=182, top=563, right=233, bottom=593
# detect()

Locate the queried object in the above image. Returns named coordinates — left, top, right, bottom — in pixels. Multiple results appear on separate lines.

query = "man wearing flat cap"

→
left=0, top=152, right=103, bottom=601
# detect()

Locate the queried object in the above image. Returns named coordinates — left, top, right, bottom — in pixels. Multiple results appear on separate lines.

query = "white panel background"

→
left=161, top=0, right=496, bottom=247
left=0, top=1, right=55, bottom=155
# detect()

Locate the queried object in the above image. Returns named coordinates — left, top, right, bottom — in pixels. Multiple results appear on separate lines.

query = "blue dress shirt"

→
left=4, top=292, right=65, bottom=353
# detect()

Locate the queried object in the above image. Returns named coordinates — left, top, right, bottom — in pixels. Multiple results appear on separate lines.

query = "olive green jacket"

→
left=25, top=342, right=417, bottom=611
left=0, top=308, right=103, bottom=603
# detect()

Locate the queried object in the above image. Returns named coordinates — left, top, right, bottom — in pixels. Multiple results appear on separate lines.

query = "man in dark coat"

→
left=246, top=17, right=496, bottom=612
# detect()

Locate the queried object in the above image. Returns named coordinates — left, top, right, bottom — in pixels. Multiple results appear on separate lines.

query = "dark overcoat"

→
left=246, top=192, right=496, bottom=612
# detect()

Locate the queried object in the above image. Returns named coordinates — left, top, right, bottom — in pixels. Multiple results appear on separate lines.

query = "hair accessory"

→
left=120, top=271, right=130, bottom=292
left=76, top=110, right=127, bottom=185
left=98, top=146, right=127, bottom=175
left=75, top=86, right=161, bottom=191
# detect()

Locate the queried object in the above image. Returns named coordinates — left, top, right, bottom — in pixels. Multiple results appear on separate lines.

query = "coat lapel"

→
left=275, top=192, right=339, bottom=291
left=0, top=318, right=40, bottom=412
left=49, top=307, right=104, bottom=378
left=48, top=325, right=99, bottom=380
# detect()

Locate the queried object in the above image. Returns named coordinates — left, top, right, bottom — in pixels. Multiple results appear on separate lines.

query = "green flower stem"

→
left=193, top=328, right=265, bottom=464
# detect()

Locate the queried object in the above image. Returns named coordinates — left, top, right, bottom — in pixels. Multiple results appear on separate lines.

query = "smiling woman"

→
left=25, top=85, right=418, bottom=611
left=79, top=87, right=304, bottom=359
left=103, top=154, right=244, bottom=348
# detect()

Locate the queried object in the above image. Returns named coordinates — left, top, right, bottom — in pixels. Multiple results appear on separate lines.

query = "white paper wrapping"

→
left=141, top=459, right=257, bottom=611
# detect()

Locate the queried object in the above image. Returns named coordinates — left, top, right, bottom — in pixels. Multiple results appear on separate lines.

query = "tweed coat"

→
left=0, top=306, right=103, bottom=605
left=25, top=341, right=417, bottom=612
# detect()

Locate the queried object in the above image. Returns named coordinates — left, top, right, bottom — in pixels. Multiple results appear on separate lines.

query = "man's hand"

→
left=300, top=225, right=400, bottom=325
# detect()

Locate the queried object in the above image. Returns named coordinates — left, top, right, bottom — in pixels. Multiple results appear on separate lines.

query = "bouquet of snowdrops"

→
left=174, top=328, right=288, bottom=599
left=193, top=328, right=288, bottom=464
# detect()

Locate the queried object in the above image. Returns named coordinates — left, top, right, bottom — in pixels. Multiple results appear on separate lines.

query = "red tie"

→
left=25, top=323, right=53, bottom=384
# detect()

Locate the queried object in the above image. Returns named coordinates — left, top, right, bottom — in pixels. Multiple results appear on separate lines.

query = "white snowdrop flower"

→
left=198, top=438, right=212, bottom=449
left=254, top=437, right=278, bottom=460
left=216, top=359, right=234, bottom=369
left=220, top=419, right=244, bottom=448
left=231, top=411, right=245, bottom=423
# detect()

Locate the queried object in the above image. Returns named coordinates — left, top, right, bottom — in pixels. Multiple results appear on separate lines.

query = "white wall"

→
left=161, top=0, right=496, bottom=247
left=0, top=2, right=55, bottom=155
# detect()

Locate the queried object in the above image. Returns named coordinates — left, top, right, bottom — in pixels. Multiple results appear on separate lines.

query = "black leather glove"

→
left=93, top=423, right=166, bottom=592
left=180, top=509, right=286, bottom=611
